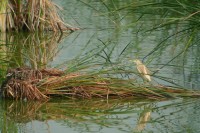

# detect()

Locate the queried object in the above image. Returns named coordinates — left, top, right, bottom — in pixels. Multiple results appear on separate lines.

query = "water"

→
left=1, top=98, right=200, bottom=133
left=1, top=0, right=200, bottom=132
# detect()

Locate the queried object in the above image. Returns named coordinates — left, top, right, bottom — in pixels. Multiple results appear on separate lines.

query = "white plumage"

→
left=134, top=59, right=151, bottom=82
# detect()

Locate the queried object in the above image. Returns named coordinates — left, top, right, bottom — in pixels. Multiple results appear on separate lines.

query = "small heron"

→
left=133, top=59, right=151, bottom=82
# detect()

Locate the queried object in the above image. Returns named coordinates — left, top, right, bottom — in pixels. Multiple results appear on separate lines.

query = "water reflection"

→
left=0, top=32, right=68, bottom=70
left=0, top=98, right=200, bottom=133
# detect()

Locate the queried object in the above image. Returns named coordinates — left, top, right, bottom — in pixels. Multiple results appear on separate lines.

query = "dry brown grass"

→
left=0, top=0, right=78, bottom=32
left=1, top=67, right=200, bottom=101
left=2, top=67, right=49, bottom=100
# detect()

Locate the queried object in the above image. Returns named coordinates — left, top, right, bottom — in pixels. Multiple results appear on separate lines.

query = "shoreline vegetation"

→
left=0, top=0, right=78, bottom=33
left=1, top=67, right=199, bottom=101
left=0, top=1, right=200, bottom=101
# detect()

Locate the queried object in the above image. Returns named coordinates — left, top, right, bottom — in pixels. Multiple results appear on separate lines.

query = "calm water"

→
left=0, top=0, right=200, bottom=133
left=1, top=98, right=200, bottom=133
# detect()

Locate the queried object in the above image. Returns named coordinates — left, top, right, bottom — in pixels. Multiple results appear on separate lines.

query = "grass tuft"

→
left=0, top=0, right=78, bottom=32
left=1, top=67, right=200, bottom=100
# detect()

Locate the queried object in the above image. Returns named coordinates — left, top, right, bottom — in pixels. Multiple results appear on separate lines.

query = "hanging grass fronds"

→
left=0, top=0, right=8, bottom=32
left=0, top=0, right=78, bottom=32
left=1, top=67, right=200, bottom=101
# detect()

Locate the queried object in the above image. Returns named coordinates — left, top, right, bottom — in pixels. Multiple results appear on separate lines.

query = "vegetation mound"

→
left=1, top=67, right=199, bottom=100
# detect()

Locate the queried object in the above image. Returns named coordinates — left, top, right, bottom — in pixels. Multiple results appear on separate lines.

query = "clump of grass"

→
left=0, top=0, right=78, bottom=32
left=1, top=67, right=200, bottom=100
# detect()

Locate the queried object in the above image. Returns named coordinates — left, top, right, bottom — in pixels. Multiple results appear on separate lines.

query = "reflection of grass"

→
left=2, top=99, right=151, bottom=132
left=2, top=99, right=153, bottom=124
left=0, top=32, right=68, bottom=69
left=1, top=97, right=198, bottom=132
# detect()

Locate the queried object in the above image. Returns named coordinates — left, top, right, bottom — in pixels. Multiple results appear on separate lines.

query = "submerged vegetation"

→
left=0, top=0, right=77, bottom=32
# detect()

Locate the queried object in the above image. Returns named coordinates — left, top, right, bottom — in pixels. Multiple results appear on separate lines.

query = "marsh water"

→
left=1, top=0, right=200, bottom=133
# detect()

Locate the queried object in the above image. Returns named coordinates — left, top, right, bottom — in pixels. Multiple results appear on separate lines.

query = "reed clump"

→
left=0, top=0, right=78, bottom=32
left=1, top=67, right=200, bottom=101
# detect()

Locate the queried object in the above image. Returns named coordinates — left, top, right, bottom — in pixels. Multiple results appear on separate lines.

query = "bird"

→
left=133, top=59, right=151, bottom=82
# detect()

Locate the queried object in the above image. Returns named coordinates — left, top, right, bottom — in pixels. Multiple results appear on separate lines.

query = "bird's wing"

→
left=137, top=64, right=151, bottom=81
left=137, top=64, right=149, bottom=74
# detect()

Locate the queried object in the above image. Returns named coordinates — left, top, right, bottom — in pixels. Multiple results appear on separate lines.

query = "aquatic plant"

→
left=0, top=0, right=77, bottom=32
left=1, top=66, right=199, bottom=101
left=1, top=0, right=200, bottom=101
